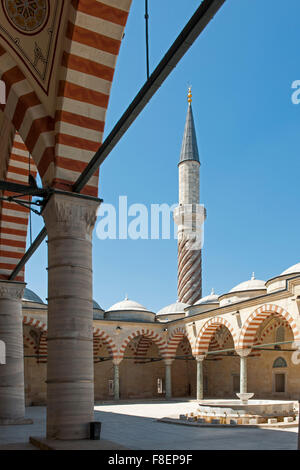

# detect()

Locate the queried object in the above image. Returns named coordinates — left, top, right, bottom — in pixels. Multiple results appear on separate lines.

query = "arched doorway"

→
left=119, top=334, right=165, bottom=399
left=240, top=308, right=300, bottom=399
left=195, top=318, right=238, bottom=398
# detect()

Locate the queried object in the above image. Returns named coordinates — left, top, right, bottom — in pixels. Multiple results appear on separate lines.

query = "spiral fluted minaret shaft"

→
left=174, top=89, right=205, bottom=305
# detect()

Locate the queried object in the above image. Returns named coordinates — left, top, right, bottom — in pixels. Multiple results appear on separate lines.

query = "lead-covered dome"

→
left=219, top=274, right=266, bottom=307
left=23, top=288, right=45, bottom=304
left=280, top=263, right=300, bottom=276
left=266, top=262, right=300, bottom=294
left=107, top=298, right=149, bottom=312
left=156, top=301, right=189, bottom=322
left=229, top=274, right=266, bottom=293
left=93, top=299, right=104, bottom=320
left=194, top=289, right=219, bottom=305
left=105, top=297, right=155, bottom=323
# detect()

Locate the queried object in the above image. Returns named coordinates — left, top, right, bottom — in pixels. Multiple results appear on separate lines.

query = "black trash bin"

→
left=90, top=421, right=101, bottom=440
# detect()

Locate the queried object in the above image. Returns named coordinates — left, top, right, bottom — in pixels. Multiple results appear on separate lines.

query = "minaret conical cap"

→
left=179, top=88, right=200, bottom=164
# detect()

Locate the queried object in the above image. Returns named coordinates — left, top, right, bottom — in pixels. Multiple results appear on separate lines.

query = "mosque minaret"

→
left=174, top=88, right=206, bottom=305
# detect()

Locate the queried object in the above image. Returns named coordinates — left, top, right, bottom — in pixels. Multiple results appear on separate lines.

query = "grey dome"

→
left=93, top=300, right=103, bottom=311
left=23, top=288, right=45, bottom=304
left=107, top=298, right=150, bottom=313
left=157, top=301, right=189, bottom=316
left=281, top=263, right=300, bottom=276
left=194, top=289, right=219, bottom=306
left=229, top=274, right=266, bottom=293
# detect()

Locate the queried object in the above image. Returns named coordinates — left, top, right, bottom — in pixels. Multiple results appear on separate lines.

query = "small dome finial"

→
left=125, top=294, right=128, bottom=301
left=211, top=288, right=215, bottom=295
left=187, top=86, right=192, bottom=105
left=251, top=272, right=255, bottom=281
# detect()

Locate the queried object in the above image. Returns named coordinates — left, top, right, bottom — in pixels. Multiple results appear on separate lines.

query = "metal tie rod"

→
left=9, top=0, right=226, bottom=280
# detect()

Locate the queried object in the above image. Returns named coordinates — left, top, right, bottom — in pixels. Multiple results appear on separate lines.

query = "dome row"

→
left=23, top=262, right=300, bottom=320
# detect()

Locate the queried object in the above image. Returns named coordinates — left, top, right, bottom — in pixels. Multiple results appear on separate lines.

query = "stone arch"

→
left=238, top=304, right=300, bottom=350
left=119, top=329, right=167, bottom=361
left=93, top=328, right=118, bottom=360
left=166, top=327, right=193, bottom=359
left=195, top=317, right=238, bottom=355
left=134, top=336, right=154, bottom=363
left=53, top=0, right=132, bottom=196
left=37, top=331, right=48, bottom=364
left=23, top=316, right=47, bottom=332
left=23, top=317, right=47, bottom=364
left=0, top=131, right=38, bottom=281
left=23, top=331, right=38, bottom=355
left=0, top=46, right=54, bottom=182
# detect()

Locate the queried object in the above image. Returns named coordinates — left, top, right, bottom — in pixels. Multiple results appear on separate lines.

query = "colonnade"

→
left=0, top=192, right=100, bottom=439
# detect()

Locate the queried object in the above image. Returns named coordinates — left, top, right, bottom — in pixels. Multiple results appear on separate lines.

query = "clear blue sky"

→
left=26, top=0, right=300, bottom=311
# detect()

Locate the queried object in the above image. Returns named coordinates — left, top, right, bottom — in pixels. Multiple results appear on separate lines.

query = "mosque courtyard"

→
left=0, top=401, right=297, bottom=451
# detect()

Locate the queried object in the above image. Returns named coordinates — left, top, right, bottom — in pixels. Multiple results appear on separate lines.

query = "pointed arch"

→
left=93, top=327, right=118, bottom=360
left=37, top=331, right=48, bottom=364
left=119, top=329, right=167, bottom=361
left=0, top=46, right=55, bottom=183
left=238, top=304, right=300, bottom=350
left=195, top=317, right=237, bottom=355
left=53, top=0, right=132, bottom=196
left=0, top=131, right=38, bottom=281
left=23, top=315, right=47, bottom=332
left=166, top=327, right=193, bottom=359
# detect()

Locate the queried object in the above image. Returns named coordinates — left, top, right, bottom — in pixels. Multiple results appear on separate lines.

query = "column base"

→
left=0, top=417, right=33, bottom=426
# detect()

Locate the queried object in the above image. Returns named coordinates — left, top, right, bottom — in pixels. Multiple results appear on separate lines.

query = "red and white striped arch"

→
left=93, top=328, right=118, bottom=359
left=52, top=0, right=132, bottom=196
left=195, top=317, right=237, bottom=355
left=0, top=46, right=55, bottom=181
left=23, top=316, right=47, bottom=332
left=0, top=0, right=132, bottom=196
left=238, top=304, right=300, bottom=350
left=134, top=336, right=153, bottom=363
left=23, top=332, right=38, bottom=354
left=118, top=329, right=167, bottom=361
left=0, top=132, right=37, bottom=281
left=37, top=331, right=48, bottom=364
left=165, top=327, right=193, bottom=359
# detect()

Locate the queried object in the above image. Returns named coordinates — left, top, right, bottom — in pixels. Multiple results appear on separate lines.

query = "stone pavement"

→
left=0, top=400, right=298, bottom=450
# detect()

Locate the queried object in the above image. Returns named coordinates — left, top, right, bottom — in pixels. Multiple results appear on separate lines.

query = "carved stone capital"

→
left=0, top=281, right=26, bottom=301
left=42, top=193, right=100, bottom=240
left=195, top=354, right=206, bottom=362
left=164, top=359, right=174, bottom=366
left=236, top=348, right=251, bottom=357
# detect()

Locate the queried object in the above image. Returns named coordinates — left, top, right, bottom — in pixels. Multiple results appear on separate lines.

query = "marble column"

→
left=113, top=360, right=120, bottom=401
left=164, top=359, right=173, bottom=399
left=196, top=355, right=205, bottom=401
left=237, top=349, right=251, bottom=395
left=0, top=281, right=26, bottom=424
left=43, top=192, right=100, bottom=440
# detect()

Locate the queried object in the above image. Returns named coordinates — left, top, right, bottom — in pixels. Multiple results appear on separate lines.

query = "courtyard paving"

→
left=0, top=400, right=298, bottom=450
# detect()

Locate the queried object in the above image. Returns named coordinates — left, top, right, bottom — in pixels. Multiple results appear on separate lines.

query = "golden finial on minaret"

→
left=187, top=86, right=192, bottom=105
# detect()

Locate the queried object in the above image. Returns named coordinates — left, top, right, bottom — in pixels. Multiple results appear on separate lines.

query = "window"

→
left=273, top=357, right=287, bottom=368
left=275, top=373, right=285, bottom=393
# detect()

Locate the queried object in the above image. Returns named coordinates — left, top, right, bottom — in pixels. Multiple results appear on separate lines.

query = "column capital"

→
left=195, top=354, right=206, bottom=362
left=112, top=358, right=122, bottom=366
left=0, top=280, right=26, bottom=301
left=164, top=359, right=174, bottom=366
left=236, top=348, right=251, bottom=357
left=42, top=192, right=101, bottom=240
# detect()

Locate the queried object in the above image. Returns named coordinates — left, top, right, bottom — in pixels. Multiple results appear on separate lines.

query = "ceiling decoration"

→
left=0, top=0, right=66, bottom=97
left=2, top=0, right=49, bottom=34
